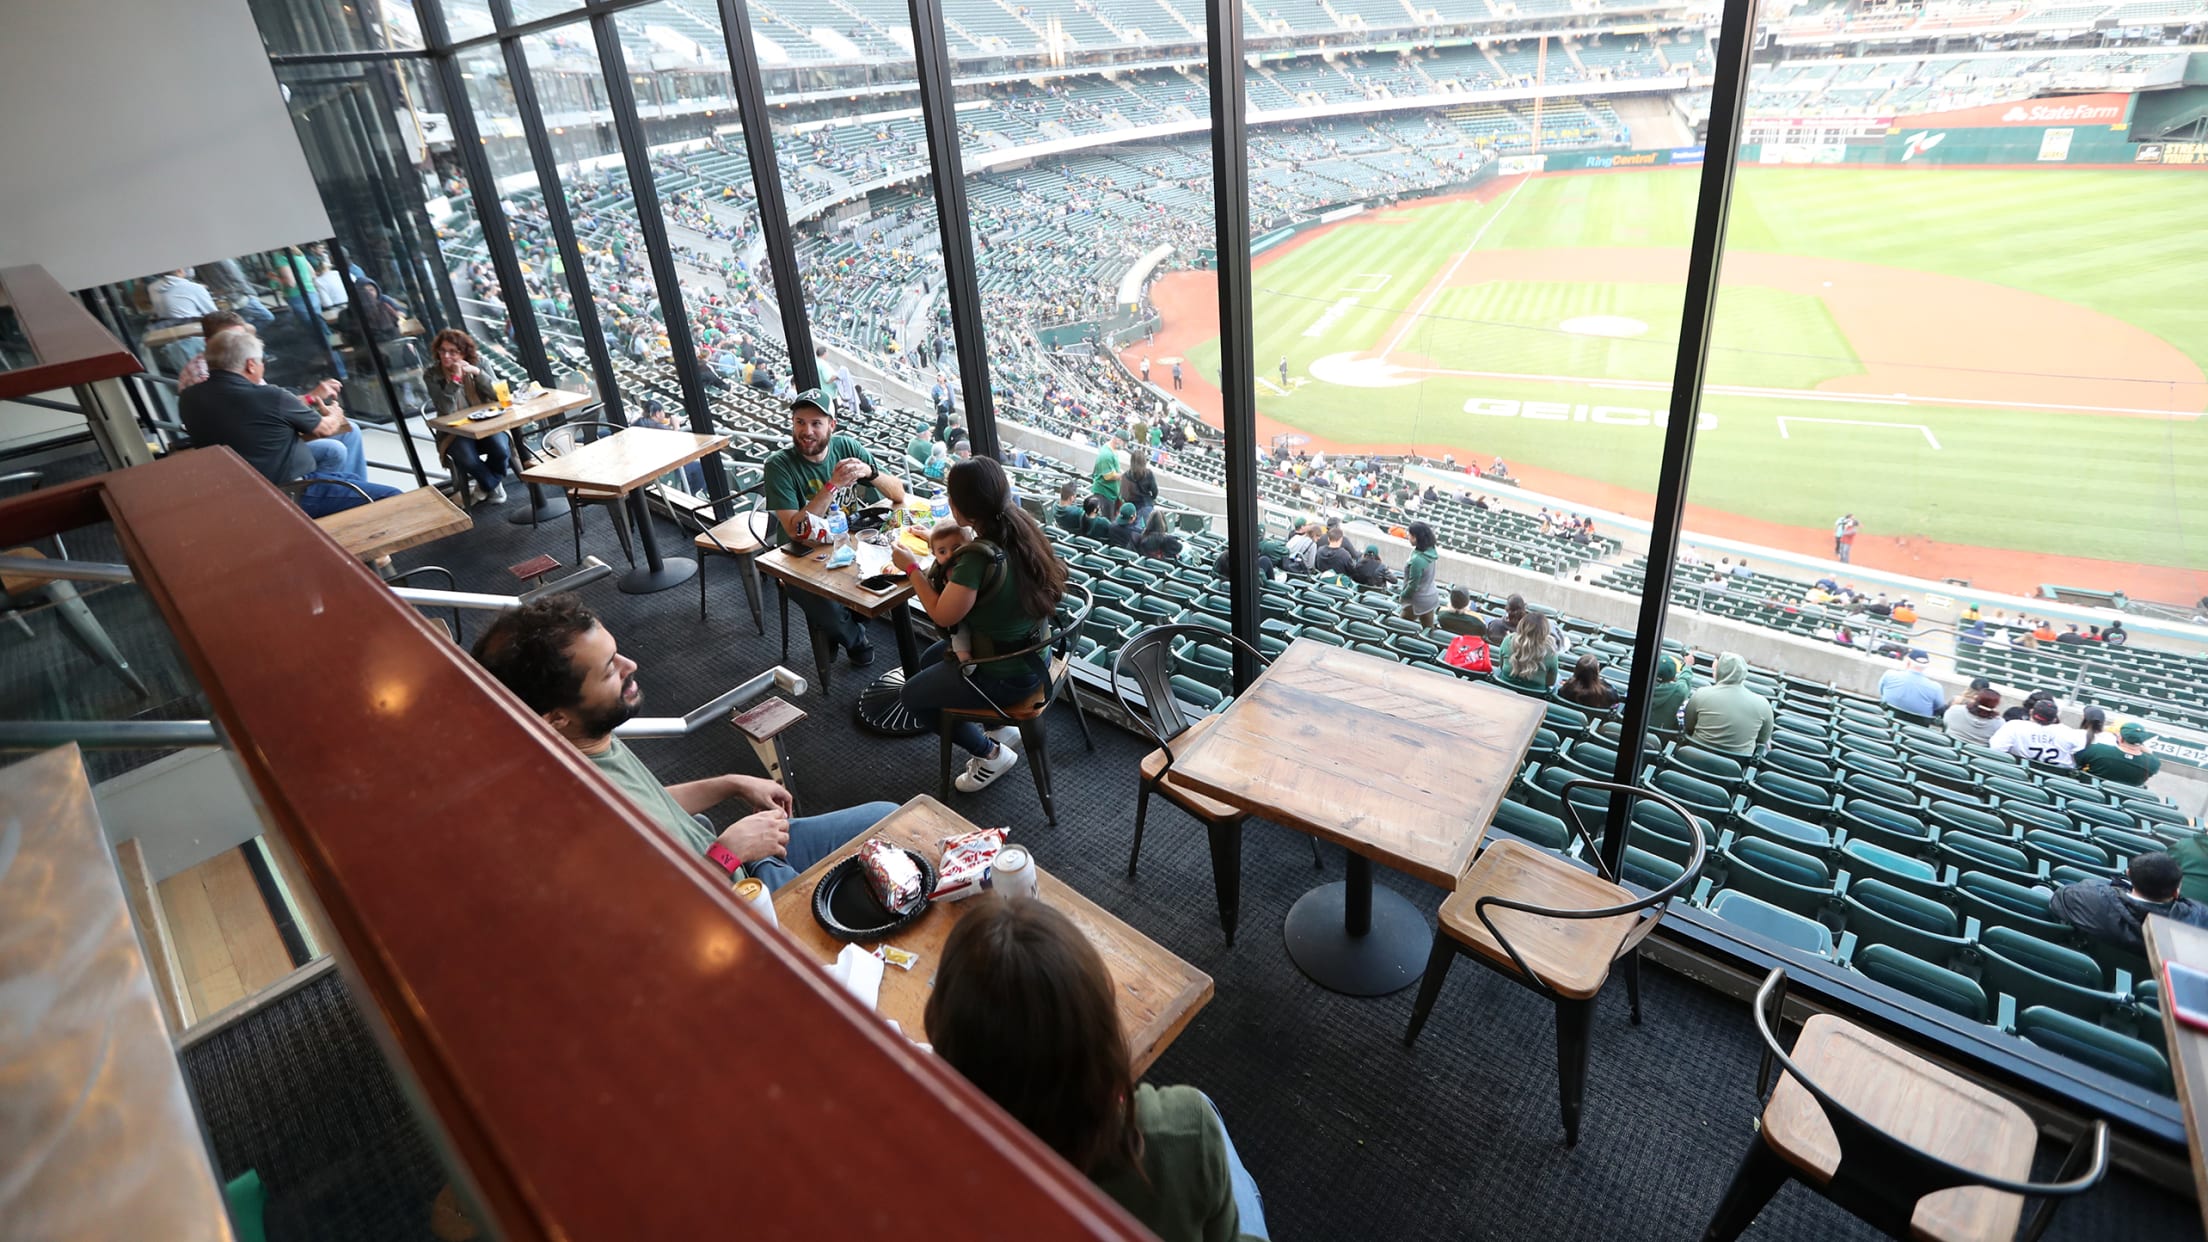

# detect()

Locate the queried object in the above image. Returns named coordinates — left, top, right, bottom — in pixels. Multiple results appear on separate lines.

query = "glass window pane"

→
left=247, top=0, right=422, bottom=56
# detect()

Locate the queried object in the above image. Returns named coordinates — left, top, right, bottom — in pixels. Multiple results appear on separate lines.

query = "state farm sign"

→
left=1999, top=100, right=2123, bottom=124
left=1899, top=92, right=2130, bottom=129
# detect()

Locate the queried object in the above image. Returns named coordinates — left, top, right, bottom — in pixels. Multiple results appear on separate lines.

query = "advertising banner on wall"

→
left=1896, top=92, right=2132, bottom=128
left=2037, top=127, right=2075, bottom=162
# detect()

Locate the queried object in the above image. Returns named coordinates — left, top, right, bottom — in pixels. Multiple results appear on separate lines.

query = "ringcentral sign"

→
left=1463, top=397, right=1718, bottom=429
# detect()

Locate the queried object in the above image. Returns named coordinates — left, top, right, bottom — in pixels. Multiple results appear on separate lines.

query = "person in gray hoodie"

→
left=1682, top=653, right=1773, bottom=757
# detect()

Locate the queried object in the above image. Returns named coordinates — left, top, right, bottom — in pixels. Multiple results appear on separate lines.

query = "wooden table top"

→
left=770, top=796, right=1212, bottom=1077
left=2146, top=915, right=2208, bottom=1240
left=755, top=541, right=915, bottom=619
left=1168, top=641, right=1546, bottom=889
left=520, top=427, right=728, bottom=494
left=428, top=388, right=595, bottom=440
left=314, top=487, right=472, bottom=561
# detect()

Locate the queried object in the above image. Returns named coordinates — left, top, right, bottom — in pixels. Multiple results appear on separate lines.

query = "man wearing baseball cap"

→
left=1875, top=650, right=1946, bottom=721
left=762, top=388, right=909, bottom=665
left=2075, top=721, right=2162, bottom=787
left=1988, top=695, right=2083, bottom=768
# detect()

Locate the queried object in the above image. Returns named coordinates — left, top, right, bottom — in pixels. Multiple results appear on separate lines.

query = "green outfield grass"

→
left=1186, top=167, right=2208, bottom=569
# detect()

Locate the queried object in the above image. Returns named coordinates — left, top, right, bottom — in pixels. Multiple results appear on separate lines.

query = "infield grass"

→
left=1186, top=167, right=2208, bottom=569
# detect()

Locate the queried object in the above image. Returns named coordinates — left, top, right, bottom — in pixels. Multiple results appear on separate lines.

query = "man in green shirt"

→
left=762, top=388, right=909, bottom=664
left=2074, top=721, right=2163, bottom=787
left=1682, top=652, right=1773, bottom=757
left=1091, top=435, right=1123, bottom=507
left=472, top=594, right=897, bottom=889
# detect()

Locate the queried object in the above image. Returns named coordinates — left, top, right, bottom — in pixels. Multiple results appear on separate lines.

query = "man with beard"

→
left=763, top=388, right=911, bottom=665
left=472, top=594, right=897, bottom=890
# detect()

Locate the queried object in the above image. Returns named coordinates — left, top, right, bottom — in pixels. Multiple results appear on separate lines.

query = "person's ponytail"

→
left=948, top=458, right=1066, bottom=621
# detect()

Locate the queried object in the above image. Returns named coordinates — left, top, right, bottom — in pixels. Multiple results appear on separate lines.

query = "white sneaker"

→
left=456, top=481, right=478, bottom=507
left=489, top=483, right=508, bottom=505
left=985, top=725, right=1021, bottom=752
left=953, top=742, right=1022, bottom=793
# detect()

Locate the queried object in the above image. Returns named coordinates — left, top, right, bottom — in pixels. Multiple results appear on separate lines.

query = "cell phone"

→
left=858, top=573, right=902, bottom=592
left=2165, top=961, right=2208, bottom=1034
left=780, top=541, right=811, bottom=558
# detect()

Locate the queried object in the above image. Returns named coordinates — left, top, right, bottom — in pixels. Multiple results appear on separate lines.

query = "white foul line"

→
left=1777, top=415, right=1941, bottom=450
left=1381, top=176, right=1528, bottom=359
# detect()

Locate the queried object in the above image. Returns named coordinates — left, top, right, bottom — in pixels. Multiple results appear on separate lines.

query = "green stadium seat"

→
left=2015, top=1007, right=2173, bottom=1093
left=2089, top=825, right=2165, bottom=860
left=1950, top=872, right=2070, bottom=941
left=1735, top=805, right=1833, bottom=852
left=1838, top=839, right=1949, bottom=903
left=1122, top=596, right=1176, bottom=626
left=1620, top=844, right=1687, bottom=893
left=1341, top=619, right=1390, bottom=644
left=1542, top=702, right=1592, bottom=737
left=1555, top=739, right=1620, bottom=784
left=1759, top=749, right=1836, bottom=787
left=1647, top=768, right=1732, bottom=821
left=1974, top=927, right=2124, bottom=1025
left=1350, top=642, right=1401, bottom=662
left=1742, top=770, right=1837, bottom=825
left=1842, top=876, right=1975, bottom=968
left=2065, top=801, right=2134, bottom=831
left=1998, top=800, right=2073, bottom=835
left=1666, top=744, right=1745, bottom=791
left=1925, top=801, right=2010, bottom=842
left=1836, top=798, right=1933, bottom=857
left=1299, top=627, right=1344, bottom=647
left=1170, top=675, right=1224, bottom=711
left=1934, top=831, right=2045, bottom=888
left=1838, top=771, right=1921, bottom=814
left=1084, top=606, right=1138, bottom=647
left=2021, top=829, right=2118, bottom=878
left=1492, top=799, right=1575, bottom=854
left=1985, top=775, right=2054, bottom=806
left=1719, top=838, right=1838, bottom=922
left=1707, top=889, right=1836, bottom=959
left=1851, top=943, right=1990, bottom=1023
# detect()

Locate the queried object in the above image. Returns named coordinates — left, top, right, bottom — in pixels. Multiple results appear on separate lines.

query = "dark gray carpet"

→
left=124, top=478, right=2207, bottom=1239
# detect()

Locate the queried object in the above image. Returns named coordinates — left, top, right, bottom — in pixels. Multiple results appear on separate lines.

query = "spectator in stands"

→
left=2032, top=619, right=2059, bottom=644
left=1889, top=598, right=1918, bottom=626
left=925, top=898, right=1267, bottom=1242
left=2005, top=689, right=2053, bottom=722
left=1314, top=527, right=1357, bottom=580
left=2055, top=624, right=2086, bottom=645
left=1942, top=689, right=2004, bottom=747
left=175, top=311, right=248, bottom=390
left=1876, top=651, right=1946, bottom=721
left=1496, top=612, right=1560, bottom=693
left=1647, top=654, right=1694, bottom=732
left=1136, top=511, right=1183, bottom=561
left=1557, top=654, right=1620, bottom=712
left=1990, top=697, right=2083, bottom=768
left=426, top=329, right=511, bottom=506
left=632, top=397, right=708, bottom=494
left=763, top=388, right=910, bottom=666
left=2104, top=620, right=2129, bottom=647
left=312, top=262, right=348, bottom=310
left=1092, top=435, right=1124, bottom=508
left=1282, top=522, right=1321, bottom=576
left=1437, top=587, right=1482, bottom=637
left=178, top=330, right=396, bottom=518
left=1122, top=450, right=1160, bottom=527
left=2076, top=721, right=2161, bottom=787
left=1106, top=502, right=1141, bottom=549
left=1398, top=521, right=1440, bottom=628
left=1502, top=594, right=1527, bottom=633
left=2049, top=853, right=2208, bottom=955
left=1054, top=481, right=1085, bottom=535
left=1683, top=653, right=1773, bottom=758
left=922, top=441, right=952, bottom=482
left=1348, top=543, right=1389, bottom=589
left=2078, top=706, right=2107, bottom=751
left=352, top=278, right=409, bottom=342
left=149, top=267, right=220, bottom=324
left=1082, top=497, right=1112, bottom=542
left=472, top=595, right=896, bottom=891
left=892, top=457, right=1067, bottom=794
left=1730, top=559, right=1753, bottom=581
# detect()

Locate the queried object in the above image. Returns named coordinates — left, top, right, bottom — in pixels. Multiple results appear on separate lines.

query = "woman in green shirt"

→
left=891, top=457, right=1067, bottom=793
left=926, top=898, right=1269, bottom=1242
left=1496, top=611, right=1561, bottom=693
left=1397, top=521, right=1440, bottom=627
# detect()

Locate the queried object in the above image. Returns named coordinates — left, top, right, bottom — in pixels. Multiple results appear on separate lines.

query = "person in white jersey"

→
left=1989, top=696, right=2084, bottom=768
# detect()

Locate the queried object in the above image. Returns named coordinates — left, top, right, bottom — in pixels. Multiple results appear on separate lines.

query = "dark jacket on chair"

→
left=2048, top=877, right=2208, bottom=954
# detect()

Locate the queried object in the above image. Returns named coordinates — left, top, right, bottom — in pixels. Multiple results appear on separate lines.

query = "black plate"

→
left=811, top=848, right=937, bottom=942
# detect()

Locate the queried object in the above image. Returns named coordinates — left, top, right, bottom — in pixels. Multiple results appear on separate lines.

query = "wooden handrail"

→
left=0, top=264, right=143, bottom=400
left=19, top=449, right=1148, bottom=1240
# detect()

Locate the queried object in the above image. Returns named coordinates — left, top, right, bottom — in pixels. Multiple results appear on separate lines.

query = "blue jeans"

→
left=295, top=473, right=402, bottom=518
left=1200, top=1092, right=1268, bottom=1239
left=792, top=587, right=867, bottom=652
left=899, top=639, right=1043, bottom=758
left=744, top=800, right=901, bottom=892
left=305, top=426, right=368, bottom=481
left=449, top=433, right=511, bottom=490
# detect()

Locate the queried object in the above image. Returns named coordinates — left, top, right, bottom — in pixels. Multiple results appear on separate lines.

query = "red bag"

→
left=1442, top=634, right=1491, bottom=673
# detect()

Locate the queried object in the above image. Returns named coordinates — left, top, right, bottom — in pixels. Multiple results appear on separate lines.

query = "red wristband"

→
left=705, top=843, right=744, bottom=876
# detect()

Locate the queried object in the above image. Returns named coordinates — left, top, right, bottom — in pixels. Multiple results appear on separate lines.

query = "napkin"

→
left=823, top=544, right=856, bottom=570
left=827, top=943, right=884, bottom=1010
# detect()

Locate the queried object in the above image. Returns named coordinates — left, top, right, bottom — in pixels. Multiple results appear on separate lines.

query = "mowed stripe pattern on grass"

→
left=1193, top=167, right=2208, bottom=570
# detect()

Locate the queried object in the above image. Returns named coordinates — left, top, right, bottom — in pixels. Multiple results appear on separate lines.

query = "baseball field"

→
left=1155, top=166, right=2208, bottom=593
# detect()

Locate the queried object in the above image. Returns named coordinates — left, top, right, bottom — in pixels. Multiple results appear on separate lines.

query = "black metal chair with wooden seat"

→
left=535, top=420, right=637, bottom=568
left=1702, top=967, right=2109, bottom=1242
left=1403, top=776, right=1708, bottom=1146
left=1112, top=624, right=1321, bottom=946
left=672, top=493, right=771, bottom=633
left=933, top=582, right=1096, bottom=826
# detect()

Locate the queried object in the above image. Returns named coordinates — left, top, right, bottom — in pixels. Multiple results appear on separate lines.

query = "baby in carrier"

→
left=926, top=520, right=977, bottom=662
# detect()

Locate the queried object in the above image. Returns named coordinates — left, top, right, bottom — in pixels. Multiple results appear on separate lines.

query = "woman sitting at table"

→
left=926, top=898, right=1269, bottom=1242
left=426, top=329, right=510, bottom=506
left=890, top=457, right=1064, bottom=793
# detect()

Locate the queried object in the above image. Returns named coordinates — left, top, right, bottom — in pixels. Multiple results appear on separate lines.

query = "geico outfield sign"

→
left=1464, top=397, right=1717, bottom=429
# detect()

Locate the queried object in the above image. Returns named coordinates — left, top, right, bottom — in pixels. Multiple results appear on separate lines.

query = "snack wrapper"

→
left=930, top=826, right=1009, bottom=902
left=858, top=838, right=927, bottom=915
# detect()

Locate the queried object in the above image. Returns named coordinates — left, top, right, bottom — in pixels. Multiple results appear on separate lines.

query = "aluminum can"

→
left=990, top=845, right=1039, bottom=901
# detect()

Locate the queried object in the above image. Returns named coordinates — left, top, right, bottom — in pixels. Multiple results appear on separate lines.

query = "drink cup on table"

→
left=990, top=845, right=1039, bottom=902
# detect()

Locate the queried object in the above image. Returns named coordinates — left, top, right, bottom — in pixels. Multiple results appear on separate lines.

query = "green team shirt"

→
left=762, top=434, right=882, bottom=518
left=949, top=546, right=1045, bottom=677
left=589, top=738, right=711, bottom=856
left=2073, top=742, right=2160, bottom=786
left=1091, top=445, right=1122, bottom=505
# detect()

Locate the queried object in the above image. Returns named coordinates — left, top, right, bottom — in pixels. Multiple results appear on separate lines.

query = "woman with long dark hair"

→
left=1121, top=448, right=1160, bottom=527
left=1557, top=652, right=1620, bottom=711
left=890, top=457, right=1069, bottom=792
left=1397, top=521, right=1439, bottom=627
left=926, top=898, right=1269, bottom=1241
left=1497, top=610, right=1560, bottom=693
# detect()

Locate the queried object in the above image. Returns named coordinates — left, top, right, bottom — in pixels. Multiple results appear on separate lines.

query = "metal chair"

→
left=673, top=492, right=771, bottom=633
left=1112, top=623, right=1319, bottom=945
left=933, top=582, right=1096, bottom=825
left=1404, top=777, right=1708, bottom=1145
left=0, top=472, right=149, bottom=697
left=537, top=420, right=636, bottom=568
left=1702, top=967, right=2109, bottom=1242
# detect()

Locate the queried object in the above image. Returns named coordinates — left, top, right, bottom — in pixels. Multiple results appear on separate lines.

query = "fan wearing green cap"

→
left=762, top=387, right=909, bottom=664
left=1646, top=653, right=1696, bottom=732
left=1104, top=501, right=1141, bottom=550
left=2074, top=722, right=2161, bottom=787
